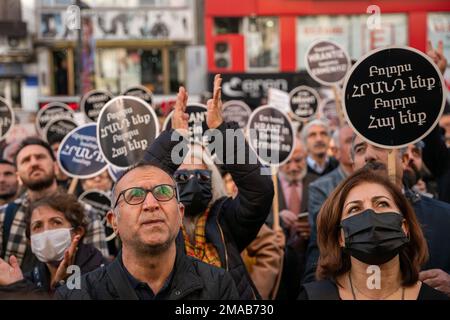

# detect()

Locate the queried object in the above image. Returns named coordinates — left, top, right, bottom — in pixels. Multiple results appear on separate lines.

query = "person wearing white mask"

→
left=0, top=193, right=107, bottom=297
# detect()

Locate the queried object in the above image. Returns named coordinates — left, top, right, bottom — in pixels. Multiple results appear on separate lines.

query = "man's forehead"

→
left=0, top=163, right=16, bottom=170
left=116, top=165, right=174, bottom=191
left=17, top=145, right=51, bottom=159
left=308, top=125, right=327, bottom=134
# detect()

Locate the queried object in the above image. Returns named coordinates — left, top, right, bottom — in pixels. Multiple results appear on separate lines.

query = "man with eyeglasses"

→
left=56, top=162, right=239, bottom=300
left=143, top=75, right=275, bottom=299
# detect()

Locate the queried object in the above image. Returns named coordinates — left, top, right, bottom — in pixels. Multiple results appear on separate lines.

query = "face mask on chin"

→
left=31, top=228, right=73, bottom=263
left=340, top=209, right=409, bottom=265
left=178, top=175, right=213, bottom=217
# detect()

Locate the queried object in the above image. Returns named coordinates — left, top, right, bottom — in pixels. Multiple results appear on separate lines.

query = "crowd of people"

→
left=0, top=46, right=449, bottom=301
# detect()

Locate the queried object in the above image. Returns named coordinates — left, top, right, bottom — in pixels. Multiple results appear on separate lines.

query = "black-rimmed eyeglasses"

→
left=113, top=184, right=177, bottom=208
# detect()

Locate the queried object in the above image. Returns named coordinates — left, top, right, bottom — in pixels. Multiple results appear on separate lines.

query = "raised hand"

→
left=172, top=86, right=189, bottom=132
left=206, top=74, right=223, bottom=129
left=0, top=255, right=24, bottom=286
left=427, top=40, right=448, bottom=75
left=51, top=235, right=80, bottom=289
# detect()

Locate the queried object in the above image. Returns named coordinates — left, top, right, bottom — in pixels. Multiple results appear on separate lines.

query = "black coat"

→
left=143, top=122, right=274, bottom=299
left=55, top=250, right=239, bottom=300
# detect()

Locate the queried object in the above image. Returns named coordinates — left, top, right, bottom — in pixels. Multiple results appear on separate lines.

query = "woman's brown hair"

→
left=25, top=192, right=88, bottom=239
left=316, top=168, right=428, bottom=286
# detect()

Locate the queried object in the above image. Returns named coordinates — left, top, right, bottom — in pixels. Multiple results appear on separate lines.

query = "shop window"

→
left=0, top=79, right=21, bottom=109
left=52, top=50, right=69, bottom=95
left=141, top=49, right=164, bottom=94
left=214, top=17, right=242, bottom=34
left=169, top=48, right=185, bottom=93
left=244, top=17, right=279, bottom=70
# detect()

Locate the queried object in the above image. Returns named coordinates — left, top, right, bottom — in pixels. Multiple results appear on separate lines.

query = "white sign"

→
left=268, top=88, right=290, bottom=115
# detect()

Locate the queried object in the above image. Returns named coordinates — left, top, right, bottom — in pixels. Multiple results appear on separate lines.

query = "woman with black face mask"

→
left=298, top=169, right=449, bottom=300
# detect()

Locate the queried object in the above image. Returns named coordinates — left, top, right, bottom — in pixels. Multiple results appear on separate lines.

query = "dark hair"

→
left=25, top=192, right=88, bottom=239
left=0, top=159, right=15, bottom=167
left=14, top=137, right=56, bottom=165
left=316, top=168, right=428, bottom=286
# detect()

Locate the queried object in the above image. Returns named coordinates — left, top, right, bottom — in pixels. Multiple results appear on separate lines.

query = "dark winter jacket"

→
left=143, top=122, right=274, bottom=299
left=55, top=250, right=239, bottom=300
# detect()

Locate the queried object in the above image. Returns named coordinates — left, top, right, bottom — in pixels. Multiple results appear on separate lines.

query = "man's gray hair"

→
left=300, top=119, right=331, bottom=145
left=350, top=133, right=407, bottom=161
left=331, top=128, right=340, bottom=149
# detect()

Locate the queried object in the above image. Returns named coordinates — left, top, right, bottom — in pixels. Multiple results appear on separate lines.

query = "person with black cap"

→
left=142, top=74, right=274, bottom=299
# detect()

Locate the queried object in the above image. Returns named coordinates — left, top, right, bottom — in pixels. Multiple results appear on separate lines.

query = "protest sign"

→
left=305, top=39, right=351, bottom=86
left=246, top=105, right=295, bottom=167
left=57, top=123, right=107, bottom=179
left=0, top=97, right=15, bottom=141
left=80, top=89, right=114, bottom=122
left=163, top=103, right=209, bottom=145
left=289, top=86, right=320, bottom=120
left=122, top=85, right=153, bottom=107
left=43, top=118, right=77, bottom=145
left=343, top=46, right=446, bottom=148
left=36, top=102, right=75, bottom=136
left=222, top=100, right=252, bottom=129
left=97, top=96, right=159, bottom=168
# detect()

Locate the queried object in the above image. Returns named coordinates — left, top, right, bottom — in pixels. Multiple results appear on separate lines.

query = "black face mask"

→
left=340, top=209, right=409, bottom=265
left=175, top=170, right=213, bottom=217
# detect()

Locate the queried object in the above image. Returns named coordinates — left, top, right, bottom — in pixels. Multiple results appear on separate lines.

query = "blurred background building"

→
left=205, top=0, right=450, bottom=108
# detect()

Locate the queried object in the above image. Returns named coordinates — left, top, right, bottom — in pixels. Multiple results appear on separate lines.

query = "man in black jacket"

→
left=143, top=75, right=274, bottom=299
left=56, top=162, right=238, bottom=300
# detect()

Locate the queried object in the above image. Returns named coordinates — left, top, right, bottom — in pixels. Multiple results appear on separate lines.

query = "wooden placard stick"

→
left=68, top=178, right=79, bottom=195
left=388, top=149, right=397, bottom=185
left=271, top=166, right=281, bottom=231
left=332, top=85, right=346, bottom=127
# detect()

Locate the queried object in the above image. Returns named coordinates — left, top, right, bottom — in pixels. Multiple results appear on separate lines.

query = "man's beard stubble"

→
left=22, top=172, right=55, bottom=192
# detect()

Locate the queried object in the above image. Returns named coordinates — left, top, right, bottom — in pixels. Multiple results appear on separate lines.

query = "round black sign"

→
left=43, top=118, right=78, bottom=145
left=163, top=103, right=209, bottom=145
left=36, top=102, right=75, bottom=136
left=97, top=96, right=159, bottom=169
left=81, top=90, right=114, bottom=122
left=343, top=46, right=446, bottom=149
left=0, top=97, right=15, bottom=141
left=289, top=86, right=320, bottom=120
left=305, top=40, right=351, bottom=86
left=78, top=189, right=111, bottom=221
left=122, top=86, right=153, bottom=107
left=222, top=100, right=252, bottom=129
left=246, top=105, right=295, bottom=167
left=58, top=123, right=107, bottom=178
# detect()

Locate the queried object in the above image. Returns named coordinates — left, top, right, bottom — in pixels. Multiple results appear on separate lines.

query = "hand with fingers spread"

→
left=172, top=86, right=189, bottom=133
left=206, top=74, right=224, bottom=129
left=419, top=269, right=450, bottom=296
left=427, top=40, right=448, bottom=75
left=0, top=255, right=24, bottom=286
left=51, top=235, right=81, bottom=290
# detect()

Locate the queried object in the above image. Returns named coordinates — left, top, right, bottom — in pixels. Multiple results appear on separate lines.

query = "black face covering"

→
left=340, top=209, right=409, bottom=265
left=176, top=170, right=213, bottom=217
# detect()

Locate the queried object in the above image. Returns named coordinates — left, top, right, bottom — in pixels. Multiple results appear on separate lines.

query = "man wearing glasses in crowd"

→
left=56, top=162, right=239, bottom=300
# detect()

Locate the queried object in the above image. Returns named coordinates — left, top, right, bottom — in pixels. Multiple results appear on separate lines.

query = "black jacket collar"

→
left=107, top=248, right=204, bottom=300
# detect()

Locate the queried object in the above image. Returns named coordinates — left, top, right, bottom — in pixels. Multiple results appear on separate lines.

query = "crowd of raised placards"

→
left=0, top=42, right=449, bottom=301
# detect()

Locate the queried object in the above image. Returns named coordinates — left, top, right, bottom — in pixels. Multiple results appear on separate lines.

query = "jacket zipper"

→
left=216, top=200, right=257, bottom=299
left=216, top=215, right=229, bottom=271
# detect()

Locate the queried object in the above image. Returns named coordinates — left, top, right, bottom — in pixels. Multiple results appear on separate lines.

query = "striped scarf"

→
left=182, top=210, right=222, bottom=268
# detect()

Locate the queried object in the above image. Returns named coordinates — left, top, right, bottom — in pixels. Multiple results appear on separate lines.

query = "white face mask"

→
left=30, top=228, right=72, bottom=263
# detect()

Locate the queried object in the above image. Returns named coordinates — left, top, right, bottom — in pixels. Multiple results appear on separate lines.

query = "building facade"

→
left=205, top=0, right=450, bottom=108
